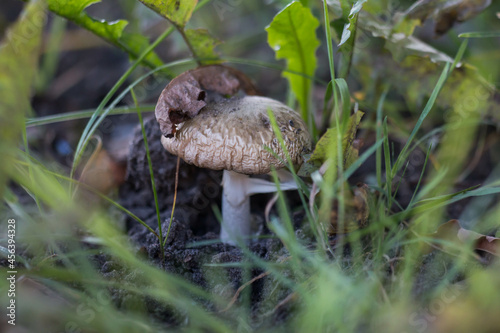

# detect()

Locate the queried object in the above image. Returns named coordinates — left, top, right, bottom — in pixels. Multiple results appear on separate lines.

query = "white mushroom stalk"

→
left=220, top=170, right=300, bottom=245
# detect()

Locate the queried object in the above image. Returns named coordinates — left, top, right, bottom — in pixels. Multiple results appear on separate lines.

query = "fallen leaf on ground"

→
left=429, top=219, right=500, bottom=256
left=79, top=138, right=127, bottom=195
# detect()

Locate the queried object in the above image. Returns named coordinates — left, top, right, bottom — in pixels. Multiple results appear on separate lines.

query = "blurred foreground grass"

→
left=1, top=0, right=500, bottom=332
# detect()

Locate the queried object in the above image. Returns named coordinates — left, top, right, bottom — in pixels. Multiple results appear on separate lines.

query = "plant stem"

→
left=176, top=27, right=201, bottom=66
left=164, top=157, right=180, bottom=247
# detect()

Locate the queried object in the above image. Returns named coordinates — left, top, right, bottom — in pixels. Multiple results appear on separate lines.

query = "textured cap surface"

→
left=161, top=96, right=311, bottom=174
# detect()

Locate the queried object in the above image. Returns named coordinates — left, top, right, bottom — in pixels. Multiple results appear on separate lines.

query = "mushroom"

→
left=158, top=95, right=311, bottom=245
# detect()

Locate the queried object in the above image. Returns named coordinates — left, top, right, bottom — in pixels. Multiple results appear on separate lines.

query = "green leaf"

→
left=138, top=0, right=197, bottom=27
left=338, top=0, right=366, bottom=46
left=0, top=0, right=46, bottom=197
left=185, top=29, right=221, bottom=64
left=334, top=78, right=351, bottom=125
left=392, top=17, right=420, bottom=36
left=266, top=1, right=320, bottom=124
left=26, top=0, right=164, bottom=68
left=364, top=18, right=456, bottom=64
left=336, top=0, right=366, bottom=78
left=310, top=111, right=364, bottom=165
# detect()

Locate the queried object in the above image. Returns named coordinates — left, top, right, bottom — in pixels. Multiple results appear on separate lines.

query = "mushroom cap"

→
left=161, top=96, right=311, bottom=175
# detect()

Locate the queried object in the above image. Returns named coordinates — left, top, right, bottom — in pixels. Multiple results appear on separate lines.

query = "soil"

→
left=115, top=116, right=301, bottom=326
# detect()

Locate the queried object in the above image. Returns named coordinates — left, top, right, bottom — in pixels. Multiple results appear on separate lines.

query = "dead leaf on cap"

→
left=428, top=219, right=500, bottom=257
left=155, top=65, right=259, bottom=138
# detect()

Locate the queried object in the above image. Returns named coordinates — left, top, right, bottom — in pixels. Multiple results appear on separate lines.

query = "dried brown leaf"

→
left=78, top=138, right=126, bottom=194
left=329, top=183, right=370, bottom=234
left=406, top=0, right=492, bottom=35
left=155, top=65, right=258, bottom=138
left=431, top=219, right=500, bottom=257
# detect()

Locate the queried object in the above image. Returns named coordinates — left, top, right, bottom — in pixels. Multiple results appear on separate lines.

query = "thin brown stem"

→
left=164, top=156, right=181, bottom=246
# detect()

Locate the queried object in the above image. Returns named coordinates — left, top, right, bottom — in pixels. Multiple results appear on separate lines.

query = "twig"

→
left=265, top=193, right=279, bottom=225
left=264, top=292, right=298, bottom=317
left=164, top=156, right=181, bottom=246
left=219, top=272, right=270, bottom=313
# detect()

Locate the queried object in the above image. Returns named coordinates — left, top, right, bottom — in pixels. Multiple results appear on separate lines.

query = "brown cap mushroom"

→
left=161, top=96, right=311, bottom=175
left=158, top=95, right=311, bottom=245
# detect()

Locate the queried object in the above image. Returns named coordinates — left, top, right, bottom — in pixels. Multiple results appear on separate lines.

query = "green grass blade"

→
left=390, top=62, right=450, bottom=178
left=131, top=89, right=164, bottom=249
left=407, top=143, right=432, bottom=209
left=70, top=25, right=176, bottom=179
left=376, top=88, right=389, bottom=188
left=459, top=31, right=500, bottom=38
left=383, top=118, right=393, bottom=207
left=26, top=105, right=155, bottom=127
left=391, top=40, right=468, bottom=178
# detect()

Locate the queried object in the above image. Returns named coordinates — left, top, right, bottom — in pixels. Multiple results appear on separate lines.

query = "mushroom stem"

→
left=220, top=170, right=252, bottom=245
left=220, top=169, right=300, bottom=245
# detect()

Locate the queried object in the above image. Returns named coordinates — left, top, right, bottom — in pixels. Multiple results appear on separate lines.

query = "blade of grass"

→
left=36, top=16, right=66, bottom=92
left=376, top=88, right=389, bottom=188
left=70, top=57, right=196, bottom=194
left=26, top=105, right=155, bottom=127
left=14, top=157, right=159, bottom=238
left=337, top=138, right=383, bottom=184
left=451, top=39, right=468, bottom=70
left=393, top=184, right=486, bottom=220
left=459, top=31, right=500, bottom=38
left=390, top=62, right=450, bottom=178
left=335, top=78, right=351, bottom=127
left=266, top=108, right=324, bottom=249
left=383, top=118, right=393, bottom=208
left=164, top=156, right=180, bottom=247
left=407, top=143, right=432, bottom=209
left=71, top=0, right=214, bottom=178
left=131, top=88, right=164, bottom=260
left=21, top=125, right=42, bottom=212
left=71, top=25, right=176, bottom=179
left=391, top=40, right=468, bottom=178
left=323, top=0, right=336, bottom=86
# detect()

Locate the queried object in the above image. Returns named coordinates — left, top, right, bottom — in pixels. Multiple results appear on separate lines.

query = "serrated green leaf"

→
left=185, top=28, right=221, bottom=64
left=138, top=0, right=197, bottom=27
left=0, top=0, right=46, bottom=197
left=310, top=111, right=364, bottom=166
left=266, top=1, right=320, bottom=125
left=23, top=0, right=164, bottom=68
